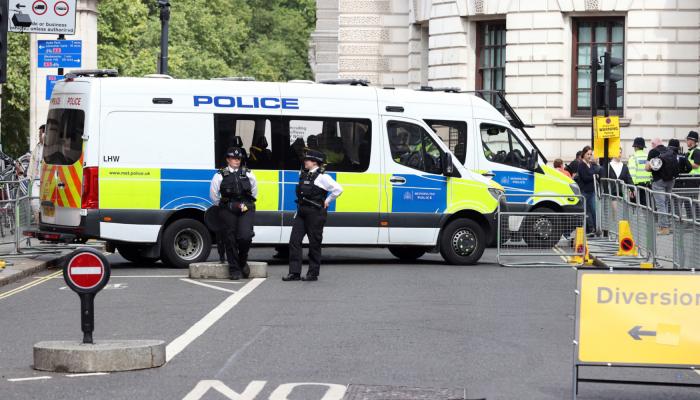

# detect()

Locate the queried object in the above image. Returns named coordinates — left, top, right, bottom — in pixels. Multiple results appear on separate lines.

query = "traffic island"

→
left=33, top=340, right=166, bottom=373
left=189, top=261, right=267, bottom=279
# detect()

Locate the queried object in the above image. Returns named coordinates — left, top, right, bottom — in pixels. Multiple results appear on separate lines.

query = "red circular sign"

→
left=606, top=117, right=611, bottom=124
left=67, top=252, right=105, bottom=290
left=54, top=1, right=69, bottom=16
left=32, top=0, right=48, bottom=16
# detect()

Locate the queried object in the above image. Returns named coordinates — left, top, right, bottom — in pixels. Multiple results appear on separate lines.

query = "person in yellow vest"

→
left=627, top=137, right=652, bottom=206
left=685, top=131, right=700, bottom=218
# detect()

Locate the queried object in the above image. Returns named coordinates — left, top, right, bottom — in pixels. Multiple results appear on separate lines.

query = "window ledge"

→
left=552, top=118, right=631, bottom=127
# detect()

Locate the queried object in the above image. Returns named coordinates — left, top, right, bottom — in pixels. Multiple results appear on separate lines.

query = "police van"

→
left=37, top=70, right=507, bottom=267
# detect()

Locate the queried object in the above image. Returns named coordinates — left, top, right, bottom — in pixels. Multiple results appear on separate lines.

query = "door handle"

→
left=57, top=182, right=65, bottom=188
left=481, top=172, right=495, bottom=178
left=389, top=176, right=406, bottom=185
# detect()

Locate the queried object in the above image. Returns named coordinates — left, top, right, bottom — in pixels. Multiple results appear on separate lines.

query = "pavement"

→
left=0, top=247, right=698, bottom=400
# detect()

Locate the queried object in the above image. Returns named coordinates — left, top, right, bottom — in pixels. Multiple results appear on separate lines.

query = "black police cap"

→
left=226, top=146, right=246, bottom=159
left=303, top=149, right=326, bottom=164
left=632, top=137, right=645, bottom=149
left=687, top=131, right=699, bottom=142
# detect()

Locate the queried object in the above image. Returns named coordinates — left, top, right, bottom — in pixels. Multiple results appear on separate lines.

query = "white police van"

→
left=36, top=70, right=508, bottom=267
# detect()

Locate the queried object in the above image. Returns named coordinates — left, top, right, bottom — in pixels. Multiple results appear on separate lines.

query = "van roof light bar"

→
left=64, top=69, right=119, bottom=78
left=320, top=79, right=370, bottom=86
left=211, top=76, right=256, bottom=81
left=418, top=86, right=461, bottom=93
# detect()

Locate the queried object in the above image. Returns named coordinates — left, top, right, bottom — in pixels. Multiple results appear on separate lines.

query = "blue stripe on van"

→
left=492, top=170, right=535, bottom=202
left=161, top=168, right=215, bottom=181
left=391, top=174, right=447, bottom=213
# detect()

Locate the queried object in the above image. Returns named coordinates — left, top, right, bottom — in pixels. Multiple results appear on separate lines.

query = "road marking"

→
left=66, top=372, right=109, bottom=377
left=553, top=246, right=569, bottom=263
left=180, top=278, right=238, bottom=294
left=8, top=376, right=52, bottom=382
left=41, top=275, right=188, bottom=279
left=0, top=271, right=62, bottom=301
left=201, top=280, right=244, bottom=285
left=166, top=278, right=265, bottom=363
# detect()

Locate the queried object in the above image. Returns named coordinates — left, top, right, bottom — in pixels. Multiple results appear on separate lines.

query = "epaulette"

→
left=219, top=168, right=230, bottom=177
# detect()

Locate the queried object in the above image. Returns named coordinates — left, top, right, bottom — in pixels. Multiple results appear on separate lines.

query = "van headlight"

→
left=569, top=183, right=581, bottom=196
left=488, top=188, right=505, bottom=200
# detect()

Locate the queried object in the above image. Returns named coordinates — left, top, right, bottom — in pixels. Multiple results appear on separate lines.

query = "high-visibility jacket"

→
left=688, top=147, right=700, bottom=175
left=627, top=149, right=652, bottom=184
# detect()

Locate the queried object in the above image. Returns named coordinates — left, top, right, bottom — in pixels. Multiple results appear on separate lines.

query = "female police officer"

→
left=209, top=147, right=257, bottom=280
left=283, top=149, right=343, bottom=282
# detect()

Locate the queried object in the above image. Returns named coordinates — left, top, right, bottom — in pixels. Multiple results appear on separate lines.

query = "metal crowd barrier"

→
left=596, top=177, right=700, bottom=269
left=497, top=194, right=586, bottom=267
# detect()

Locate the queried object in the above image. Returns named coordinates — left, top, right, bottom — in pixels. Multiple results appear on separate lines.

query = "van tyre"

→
left=440, top=218, right=485, bottom=265
left=522, top=207, right=561, bottom=249
left=117, top=244, right=159, bottom=265
left=388, top=246, right=427, bottom=261
left=161, top=218, right=212, bottom=269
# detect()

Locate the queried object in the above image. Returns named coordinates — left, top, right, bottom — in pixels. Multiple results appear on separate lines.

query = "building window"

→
left=476, top=21, right=506, bottom=109
left=572, top=18, right=625, bottom=116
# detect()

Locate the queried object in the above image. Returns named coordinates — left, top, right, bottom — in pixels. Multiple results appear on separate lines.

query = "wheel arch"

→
left=438, top=209, right=491, bottom=248
left=155, top=208, right=210, bottom=253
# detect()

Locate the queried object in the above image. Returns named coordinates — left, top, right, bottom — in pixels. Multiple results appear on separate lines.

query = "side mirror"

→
left=443, top=152, right=455, bottom=176
left=528, top=148, right=539, bottom=171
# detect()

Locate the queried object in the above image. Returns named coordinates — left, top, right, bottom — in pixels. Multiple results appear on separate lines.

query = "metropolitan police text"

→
left=597, top=287, right=700, bottom=306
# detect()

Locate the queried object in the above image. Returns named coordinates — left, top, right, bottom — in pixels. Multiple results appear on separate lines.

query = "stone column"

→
left=29, top=0, right=98, bottom=150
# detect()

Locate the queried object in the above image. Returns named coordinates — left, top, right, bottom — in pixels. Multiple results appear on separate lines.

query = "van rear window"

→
left=43, top=109, right=85, bottom=165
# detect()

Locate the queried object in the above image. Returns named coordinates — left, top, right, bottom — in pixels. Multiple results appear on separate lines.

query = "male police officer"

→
left=627, top=137, right=652, bottom=205
left=209, top=147, right=257, bottom=280
left=283, top=149, right=343, bottom=282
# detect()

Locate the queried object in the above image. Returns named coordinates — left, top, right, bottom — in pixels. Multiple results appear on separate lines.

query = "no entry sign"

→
left=62, top=248, right=111, bottom=343
left=64, top=249, right=110, bottom=293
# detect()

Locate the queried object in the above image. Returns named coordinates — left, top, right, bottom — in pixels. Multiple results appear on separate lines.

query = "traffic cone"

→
left=0, top=260, right=5, bottom=270
left=616, top=220, right=638, bottom=256
left=569, top=227, right=593, bottom=265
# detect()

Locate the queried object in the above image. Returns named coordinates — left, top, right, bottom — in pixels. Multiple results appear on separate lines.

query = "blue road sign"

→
left=38, top=40, right=82, bottom=68
left=46, top=75, right=65, bottom=100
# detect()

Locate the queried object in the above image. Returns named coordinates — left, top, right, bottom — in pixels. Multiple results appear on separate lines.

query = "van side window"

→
left=43, top=109, right=85, bottom=165
left=424, top=120, right=467, bottom=164
left=214, top=115, right=282, bottom=170
left=480, top=123, right=530, bottom=169
left=387, top=121, right=442, bottom=175
left=285, top=118, right=371, bottom=172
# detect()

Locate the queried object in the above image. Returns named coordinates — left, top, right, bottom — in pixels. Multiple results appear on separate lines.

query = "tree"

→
left=0, top=33, right=30, bottom=158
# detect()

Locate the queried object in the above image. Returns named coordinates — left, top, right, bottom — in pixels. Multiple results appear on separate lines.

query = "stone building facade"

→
left=309, top=0, right=700, bottom=160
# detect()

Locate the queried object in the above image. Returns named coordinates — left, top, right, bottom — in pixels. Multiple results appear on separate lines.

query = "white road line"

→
left=166, top=278, right=265, bottom=363
left=201, top=280, right=244, bottom=285
left=45, top=275, right=189, bottom=279
left=696, top=370, right=700, bottom=377
left=66, top=372, right=109, bottom=377
left=8, top=376, right=52, bottom=382
left=180, top=278, right=238, bottom=294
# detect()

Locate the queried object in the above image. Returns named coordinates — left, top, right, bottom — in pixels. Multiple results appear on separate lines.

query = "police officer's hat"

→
left=632, top=137, right=645, bottom=149
left=303, top=149, right=326, bottom=165
left=225, top=146, right=246, bottom=159
left=687, top=131, right=699, bottom=142
left=669, top=139, right=681, bottom=149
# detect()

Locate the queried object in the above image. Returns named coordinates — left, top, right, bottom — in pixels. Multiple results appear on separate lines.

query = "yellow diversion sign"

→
left=577, top=270, right=700, bottom=367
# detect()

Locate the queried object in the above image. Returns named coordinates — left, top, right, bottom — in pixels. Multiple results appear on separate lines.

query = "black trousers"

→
left=219, top=206, right=255, bottom=274
left=289, top=205, right=327, bottom=276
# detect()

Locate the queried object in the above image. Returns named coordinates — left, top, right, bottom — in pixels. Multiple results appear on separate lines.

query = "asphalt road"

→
left=0, top=247, right=698, bottom=400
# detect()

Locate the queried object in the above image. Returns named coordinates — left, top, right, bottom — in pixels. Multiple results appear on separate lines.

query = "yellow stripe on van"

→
left=254, top=170, right=278, bottom=212
left=334, top=173, right=382, bottom=213
left=381, top=174, right=392, bottom=213
left=100, top=168, right=161, bottom=209
left=447, top=178, right=497, bottom=214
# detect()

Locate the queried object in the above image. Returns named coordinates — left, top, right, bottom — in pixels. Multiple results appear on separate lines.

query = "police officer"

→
left=627, top=137, right=652, bottom=206
left=685, top=131, right=700, bottom=217
left=209, top=147, right=257, bottom=280
left=283, top=149, right=343, bottom=282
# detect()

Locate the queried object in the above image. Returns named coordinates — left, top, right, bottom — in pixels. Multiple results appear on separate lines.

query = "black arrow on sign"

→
left=628, top=325, right=656, bottom=341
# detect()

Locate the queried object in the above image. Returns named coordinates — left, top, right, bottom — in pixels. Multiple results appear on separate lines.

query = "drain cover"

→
left=342, top=384, right=471, bottom=400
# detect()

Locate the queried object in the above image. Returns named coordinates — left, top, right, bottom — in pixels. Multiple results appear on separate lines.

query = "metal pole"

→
left=158, top=1, right=170, bottom=75
left=590, top=45, right=598, bottom=150
left=80, top=293, right=95, bottom=344
left=57, top=34, right=65, bottom=76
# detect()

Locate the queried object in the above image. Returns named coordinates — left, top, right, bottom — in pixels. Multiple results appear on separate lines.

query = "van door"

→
left=382, top=116, right=447, bottom=244
left=476, top=120, right=534, bottom=206
left=41, top=107, right=87, bottom=227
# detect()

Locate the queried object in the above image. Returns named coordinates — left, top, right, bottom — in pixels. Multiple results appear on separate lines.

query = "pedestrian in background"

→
left=600, top=147, right=633, bottom=193
left=646, top=138, right=677, bottom=235
left=27, top=124, right=46, bottom=224
left=577, top=146, right=599, bottom=233
left=627, top=137, right=651, bottom=206
left=553, top=159, right=572, bottom=179
left=566, top=151, right=582, bottom=179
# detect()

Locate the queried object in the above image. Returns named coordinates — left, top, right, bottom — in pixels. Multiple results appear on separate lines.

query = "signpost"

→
left=37, top=39, right=81, bottom=68
left=63, top=248, right=111, bottom=344
left=593, top=116, right=620, bottom=159
left=573, top=269, right=700, bottom=399
left=8, top=0, right=76, bottom=34
left=45, top=74, right=64, bottom=99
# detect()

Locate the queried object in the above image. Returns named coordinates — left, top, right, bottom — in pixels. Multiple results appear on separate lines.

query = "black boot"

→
left=282, top=273, right=301, bottom=281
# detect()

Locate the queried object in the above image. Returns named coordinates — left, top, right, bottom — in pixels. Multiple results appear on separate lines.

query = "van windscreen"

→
left=43, top=109, right=85, bottom=165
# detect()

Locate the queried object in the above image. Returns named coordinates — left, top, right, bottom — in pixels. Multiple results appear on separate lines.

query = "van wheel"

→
left=117, top=244, right=159, bottom=265
left=388, top=246, right=427, bottom=261
left=161, top=218, right=211, bottom=268
left=522, top=207, right=561, bottom=249
left=440, top=218, right=485, bottom=265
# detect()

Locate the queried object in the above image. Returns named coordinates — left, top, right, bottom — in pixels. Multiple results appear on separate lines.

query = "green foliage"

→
left=1, top=34, right=30, bottom=158
left=98, top=0, right=316, bottom=81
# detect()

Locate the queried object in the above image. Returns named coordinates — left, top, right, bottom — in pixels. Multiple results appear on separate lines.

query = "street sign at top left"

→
left=8, top=0, right=77, bottom=35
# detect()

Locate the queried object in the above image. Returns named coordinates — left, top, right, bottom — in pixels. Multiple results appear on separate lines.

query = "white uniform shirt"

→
left=308, top=167, right=343, bottom=202
left=209, top=167, right=258, bottom=205
left=27, top=143, right=44, bottom=181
